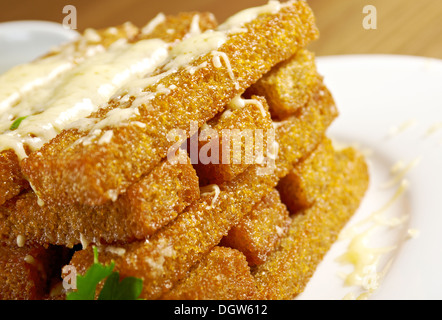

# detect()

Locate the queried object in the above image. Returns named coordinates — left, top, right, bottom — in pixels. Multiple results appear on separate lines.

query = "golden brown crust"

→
left=0, top=150, right=29, bottom=206
left=22, top=1, right=319, bottom=207
left=277, top=137, right=336, bottom=213
left=160, top=246, right=257, bottom=300
left=253, top=147, right=370, bottom=299
left=0, top=14, right=215, bottom=207
left=138, top=12, right=218, bottom=43
left=70, top=163, right=279, bottom=300
left=220, top=189, right=291, bottom=266
left=194, top=96, right=273, bottom=185
left=0, top=245, right=70, bottom=300
left=246, top=49, right=322, bottom=120
left=0, top=2, right=371, bottom=301
left=40, top=22, right=140, bottom=60
left=0, top=154, right=199, bottom=247
left=69, top=83, right=336, bottom=300
left=273, top=83, right=338, bottom=179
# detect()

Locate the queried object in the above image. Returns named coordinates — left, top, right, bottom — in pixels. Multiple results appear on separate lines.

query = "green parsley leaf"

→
left=66, top=246, right=143, bottom=300
left=66, top=247, right=114, bottom=300
left=9, top=116, right=29, bottom=131
left=98, top=272, right=143, bottom=300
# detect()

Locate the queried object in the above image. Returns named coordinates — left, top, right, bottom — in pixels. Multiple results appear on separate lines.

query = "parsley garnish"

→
left=66, top=246, right=143, bottom=300
left=9, top=116, right=29, bottom=130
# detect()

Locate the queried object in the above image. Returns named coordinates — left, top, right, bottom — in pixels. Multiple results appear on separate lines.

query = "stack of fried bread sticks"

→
left=0, top=1, right=369, bottom=300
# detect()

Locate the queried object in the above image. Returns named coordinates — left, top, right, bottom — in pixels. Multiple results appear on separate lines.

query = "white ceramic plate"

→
left=297, top=54, right=442, bottom=300
left=0, top=20, right=79, bottom=73
left=1, top=22, right=441, bottom=300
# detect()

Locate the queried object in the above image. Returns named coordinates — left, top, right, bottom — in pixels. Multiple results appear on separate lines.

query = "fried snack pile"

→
left=0, top=1, right=369, bottom=300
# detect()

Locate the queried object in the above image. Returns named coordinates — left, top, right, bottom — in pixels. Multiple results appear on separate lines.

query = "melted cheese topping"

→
left=218, top=0, right=284, bottom=32
left=88, top=0, right=287, bottom=132
left=0, top=1, right=286, bottom=158
left=0, top=38, right=170, bottom=159
left=105, top=246, right=127, bottom=256
left=16, top=235, right=26, bottom=248
left=425, top=122, right=442, bottom=137
left=0, top=44, right=100, bottom=117
left=381, top=156, right=421, bottom=189
left=211, top=50, right=239, bottom=89
left=141, top=12, right=166, bottom=35
left=79, top=233, right=90, bottom=249
left=189, top=14, right=202, bottom=36
left=143, top=238, right=175, bottom=276
left=387, top=119, right=418, bottom=138
left=167, top=31, right=227, bottom=71
left=338, top=179, right=410, bottom=299
left=227, top=94, right=267, bottom=117
left=200, top=184, right=221, bottom=209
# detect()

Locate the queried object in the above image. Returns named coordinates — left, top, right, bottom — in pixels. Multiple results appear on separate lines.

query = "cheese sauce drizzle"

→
left=0, top=1, right=289, bottom=159
left=338, top=179, right=410, bottom=300
left=200, top=184, right=221, bottom=209
left=71, top=1, right=289, bottom=145
left=0, top=38, right=170, bottom=159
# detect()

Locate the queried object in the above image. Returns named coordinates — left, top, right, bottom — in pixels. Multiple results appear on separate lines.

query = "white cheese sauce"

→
left=0, top=1, right=288, bottom=158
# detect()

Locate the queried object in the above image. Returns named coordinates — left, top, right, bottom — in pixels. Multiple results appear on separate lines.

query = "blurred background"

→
left=1, top=0, right=441, bottom=59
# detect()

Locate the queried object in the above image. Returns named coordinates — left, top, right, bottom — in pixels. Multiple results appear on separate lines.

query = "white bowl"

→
left=0, top=20, right=79, bottom=73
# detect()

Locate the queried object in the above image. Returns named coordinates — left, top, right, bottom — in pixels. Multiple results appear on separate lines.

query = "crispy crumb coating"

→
left=0, top=245, right=70, bottom=300
left=22, top=1, right=319, bottom=206
left=0, top=150, right=29, bottom=206
left=220, top=189, right=291, bottom=266
left=44, top=22, right=140, bottom=59
left=0, top=12, right=216, bottom=208
left=0, top=2, right=372, bottom=302
left=0, top=154, right=199, bottom=247
left=160, top=246, right=257, bottom=300
left=253, top=147, right=370, bottom=299
left=138, top=12, right=218, bottom=43
left=277, top=137, right=336, bottom=213
left=69, top=82, right=336, bottom=300
left=273, top=83, right=338, bottom=178
left=69, top=161, right=279, bottom=300
left=0, top=23, right=144, bottom=206
left=194, top=96, right=273, bottom=185
left=246, top=49, right=321, bottom=120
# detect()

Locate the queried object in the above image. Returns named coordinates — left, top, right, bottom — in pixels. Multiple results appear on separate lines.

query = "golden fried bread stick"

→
left=253, top=147, right=369, bottom=299
left=216, top=86, right=338, bottom=267
left=160, top=246, right=257, bottom=300
left=0, top=245, right=70, bottom=300
left=246, top=49, right=321, bottom=120
left=68, top=81, right=336, bottom=300
left=22, top=0, right=319, bottom=206
left=0, top=22, right=142, bottom=145
left=0, top=14, right=215, bottom=206
left=277, top=137, right=336, bottom=213
left=69, top=162, right=279, bottom=300
left=222, top=138, right=335, bottom=269
left=0, top=153, right=199, bottom=248
left=273, top=83, right=338, bottom=178
left=0, top=22, right=139, bottom=118
left=0, top=23, right=142, bottom=206
left=194, top=95, right=273, bottom=185
left=220, top=189, right=291, bottom=266
left=0, top=13, right=216, bottom=208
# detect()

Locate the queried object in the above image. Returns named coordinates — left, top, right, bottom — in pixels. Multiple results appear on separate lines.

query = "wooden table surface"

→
left=1, top=0, right=441, bottom=59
